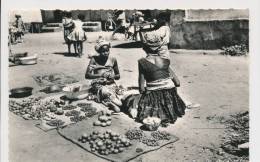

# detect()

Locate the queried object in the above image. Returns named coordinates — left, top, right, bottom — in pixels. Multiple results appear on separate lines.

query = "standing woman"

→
left=125, top=31, right=186, bottom=125
left=62, top=11, right=74, bottom=54
left=67, top=14, right=87, bottom=57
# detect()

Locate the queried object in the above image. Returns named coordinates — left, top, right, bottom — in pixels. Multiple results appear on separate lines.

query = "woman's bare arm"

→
left=85, top=58, right=103, bottom=79
left=112, top=59, right=120, bottom=80
left=169, top=67, right=180, bottom=87
left=138, top=61, right=146, bottom=93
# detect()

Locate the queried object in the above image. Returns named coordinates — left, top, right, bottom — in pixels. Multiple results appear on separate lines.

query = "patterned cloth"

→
left=94, top=36, right=111, bottom=52
left=137, top=88, right=186, bottom=123
left=142, top=26, right=171, bottom=59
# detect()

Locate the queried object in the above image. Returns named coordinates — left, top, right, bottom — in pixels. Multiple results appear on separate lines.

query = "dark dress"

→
left=124, top=58, right=186, bottom=124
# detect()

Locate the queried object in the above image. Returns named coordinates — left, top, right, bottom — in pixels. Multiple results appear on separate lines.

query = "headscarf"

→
left=94, top=36, right=111, bottom=52
left=141, top=27, right=170, bottom=60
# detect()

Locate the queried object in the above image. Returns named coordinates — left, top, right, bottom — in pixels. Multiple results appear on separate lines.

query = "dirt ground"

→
left=8, top=32, right=249, bottom=162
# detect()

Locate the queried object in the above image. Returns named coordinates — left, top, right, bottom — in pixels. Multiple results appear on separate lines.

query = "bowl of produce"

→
left=142, top=117, right=161, bottom=131
left=10, top=87, right=33, bottom=98
left=62, top=83, right=83, bottom=100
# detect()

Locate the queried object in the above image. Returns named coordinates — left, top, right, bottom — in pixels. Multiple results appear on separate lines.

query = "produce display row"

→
left=9, top=97, right=98, bottom=127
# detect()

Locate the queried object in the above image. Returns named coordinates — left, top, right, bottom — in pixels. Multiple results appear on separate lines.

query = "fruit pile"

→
left=78, top=130, right=132, bottom=155
left=125, top=129, right=171, bottom=147
left=125, top=129, right=144, bottom=140
left=151, top=131, right=171, bottom=141
left=78, top=103, right=97, bottom=118
left=9, top=97, right=47, bottom=120
left=93, top=111, right=112, bottom=127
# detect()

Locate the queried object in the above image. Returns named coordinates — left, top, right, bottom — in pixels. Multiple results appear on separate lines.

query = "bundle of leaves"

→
left=221, top=44, right=248, bottom=56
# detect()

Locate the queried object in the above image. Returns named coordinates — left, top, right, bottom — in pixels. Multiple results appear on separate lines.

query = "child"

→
left=67, top=14, right=87, bottom=57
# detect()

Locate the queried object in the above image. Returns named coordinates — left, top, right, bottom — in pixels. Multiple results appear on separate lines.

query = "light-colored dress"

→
left=67, top=19, right=87, bottom=42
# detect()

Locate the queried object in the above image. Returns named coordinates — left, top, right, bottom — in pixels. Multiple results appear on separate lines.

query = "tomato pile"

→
left=78, top=130, right=132, bottom=155
left=125, top=129, right=172, bottom=147
left=93, top=111, right=112, bottom=127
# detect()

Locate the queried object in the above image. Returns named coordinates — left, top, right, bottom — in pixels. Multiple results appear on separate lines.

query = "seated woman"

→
left=125, top=31, right=186, bottom=124
left=85, top=37, right=122, bottom=112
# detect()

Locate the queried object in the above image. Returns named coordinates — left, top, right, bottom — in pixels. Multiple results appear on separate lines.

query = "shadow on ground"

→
left=53, top=52, right=80, bottom=57
left=113, top=41, right=143, bottom=48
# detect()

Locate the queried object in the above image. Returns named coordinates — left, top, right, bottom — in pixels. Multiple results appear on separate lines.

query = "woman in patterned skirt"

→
left=124, top=30, right=186, bottom=124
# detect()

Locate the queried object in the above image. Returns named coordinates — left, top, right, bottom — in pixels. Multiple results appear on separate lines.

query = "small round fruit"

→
left=101, top=122, right=107, bottom=127
left=118, top=147, right=124, bottom=152
left=97, top=141, right=104, bottom=147
left=106, top=121, right=112, bottom=126
left=81, top=139, right=87, bottom=143
left=113, top=149, right=119, bottom=154
left=82, top=133, right=88, bottom=139
left=93, top=120, right=101, bottom=126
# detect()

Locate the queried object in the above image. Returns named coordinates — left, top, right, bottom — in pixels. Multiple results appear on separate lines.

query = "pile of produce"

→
left=78, top=130, right=132, bottom=155
left=55, top=108, right=64, bottom=115
left=62, top=105, right=77, bottom=110
left=70, top=115, right=86, bottom=123
left=46, top=119, right=65, bottom=127
left=9, top=97, right=47, bottom=120
left=151, top=131, right=171, bottom=141
left=65, top=110, right=81, bottom=117
left=65, top=109, right=86, bottom=122
left=93, top=111, right=112, bottom=127
left=125, top=128, right=171, bottom=147
left=77, top=103, right=97, bottom=118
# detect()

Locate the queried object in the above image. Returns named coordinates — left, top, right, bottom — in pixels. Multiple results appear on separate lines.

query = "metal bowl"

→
left=10, top=87, right=33, bottom=98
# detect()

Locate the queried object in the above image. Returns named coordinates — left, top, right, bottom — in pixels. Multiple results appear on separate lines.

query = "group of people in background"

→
left=62, top=12, right=87, bottom=57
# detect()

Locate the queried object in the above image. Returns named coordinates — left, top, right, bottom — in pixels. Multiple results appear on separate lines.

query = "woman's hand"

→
left=102, top=72, right=111, bottom=78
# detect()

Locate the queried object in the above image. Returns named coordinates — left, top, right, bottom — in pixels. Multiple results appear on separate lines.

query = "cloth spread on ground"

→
left=57, top=113, right=179, bottom=162
left=32, top=73, right=79, bottom=87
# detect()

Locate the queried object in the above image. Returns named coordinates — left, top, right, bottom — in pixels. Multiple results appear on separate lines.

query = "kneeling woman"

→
left=126, top=36, right=186, bottom=124
left=85, top=37, right=122, bottom=112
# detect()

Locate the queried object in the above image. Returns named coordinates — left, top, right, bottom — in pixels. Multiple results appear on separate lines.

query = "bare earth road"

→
left=8, top=32, right=248, bottom=162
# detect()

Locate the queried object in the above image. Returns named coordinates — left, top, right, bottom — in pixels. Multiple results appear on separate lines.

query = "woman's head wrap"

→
left=95, top=36, right=111, bottom=52
left=142, top=31, right=170, bottom=59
